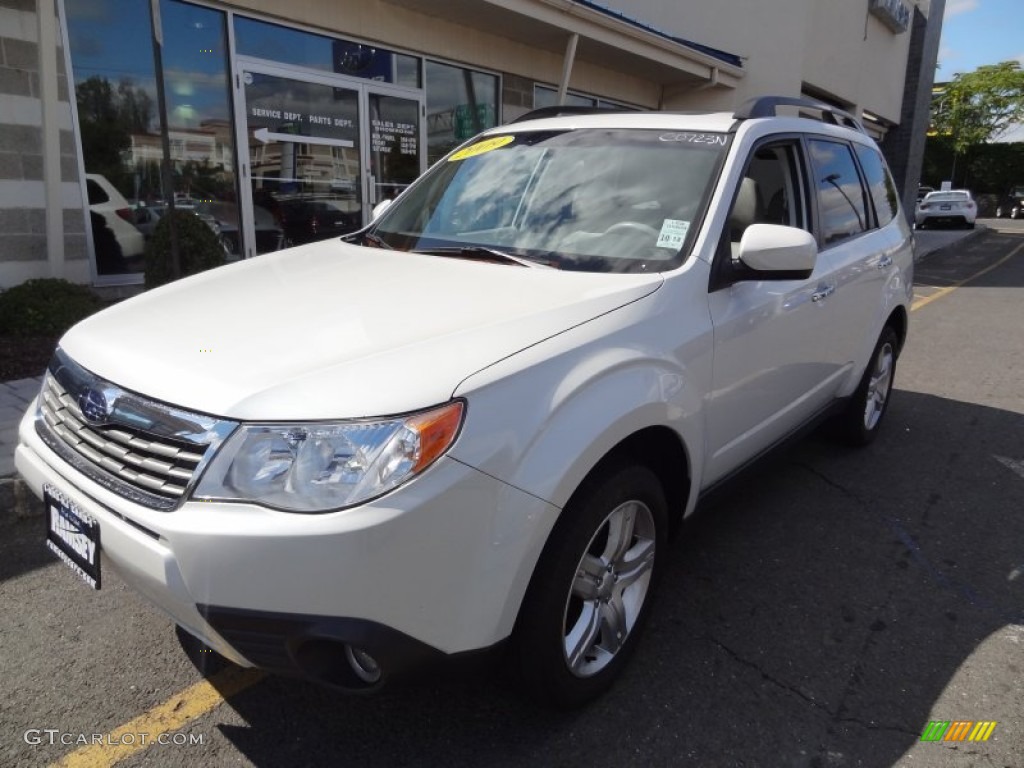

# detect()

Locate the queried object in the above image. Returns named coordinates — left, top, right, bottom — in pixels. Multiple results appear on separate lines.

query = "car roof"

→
left=493, top=110, right=739, bottom=134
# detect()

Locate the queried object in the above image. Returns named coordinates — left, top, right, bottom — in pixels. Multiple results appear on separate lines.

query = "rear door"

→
left=809, top=138, right=906, bottom=383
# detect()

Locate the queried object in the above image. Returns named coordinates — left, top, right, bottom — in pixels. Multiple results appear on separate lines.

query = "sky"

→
left=938, top=0, right=1023, bottom=76
left=937, top=0, right=1024, bottom=140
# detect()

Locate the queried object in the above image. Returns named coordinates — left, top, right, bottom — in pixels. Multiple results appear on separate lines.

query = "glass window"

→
left=533, top=85, right=596, bottom=109
left=370, top=128, right=727, bottom=273
left=234, top=17, right=420, bottom=88
left=855, top=145, right=898, bottom=227
left=66, top=0, right=156, bottom=276
left=424, top=61, right=499, bottom=165
left=808, top=139, right=869, bottom=246
left=66, top=0, right=238, bottom=276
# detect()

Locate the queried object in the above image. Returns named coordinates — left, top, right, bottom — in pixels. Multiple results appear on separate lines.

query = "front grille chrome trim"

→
left=34, top=348, right=237, bottom=511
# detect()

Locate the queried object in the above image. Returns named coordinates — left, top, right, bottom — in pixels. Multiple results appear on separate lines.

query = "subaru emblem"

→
left=78, top=388, right=109, bottom=424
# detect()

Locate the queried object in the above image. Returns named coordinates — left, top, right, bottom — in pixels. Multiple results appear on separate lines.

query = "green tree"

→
left=932, top=62, right=1024, bottom=153
left=76, top=76, right=154, bottom=197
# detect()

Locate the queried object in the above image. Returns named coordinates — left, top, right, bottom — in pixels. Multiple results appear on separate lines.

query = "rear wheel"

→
left=833, top=327, right=899, bottom=446
left=513, top=463, right=667, bottom=708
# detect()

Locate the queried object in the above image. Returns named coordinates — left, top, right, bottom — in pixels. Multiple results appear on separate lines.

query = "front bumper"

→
left=16, top=407, right=559, bottom=689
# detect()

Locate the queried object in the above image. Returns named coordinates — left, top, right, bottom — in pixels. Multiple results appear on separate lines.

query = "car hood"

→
left=60, top=240, right=662, bottom=420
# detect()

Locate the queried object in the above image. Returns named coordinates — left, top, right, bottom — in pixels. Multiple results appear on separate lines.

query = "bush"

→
left=145, top=210, right=226, bottom=289
left=0, top=278, right=105, bottom=336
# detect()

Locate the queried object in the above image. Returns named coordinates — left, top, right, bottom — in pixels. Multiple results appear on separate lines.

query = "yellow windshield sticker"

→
left=448, top=135, right=515, bottom=162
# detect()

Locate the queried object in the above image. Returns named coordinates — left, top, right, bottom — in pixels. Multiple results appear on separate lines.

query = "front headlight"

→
left=193, top=401, right=464, bottom=512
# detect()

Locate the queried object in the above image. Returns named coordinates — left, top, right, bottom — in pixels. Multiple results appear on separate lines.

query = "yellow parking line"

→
left=51, top=666, right=265, bottom=768
left=912, top=241, right=1023, bottom=312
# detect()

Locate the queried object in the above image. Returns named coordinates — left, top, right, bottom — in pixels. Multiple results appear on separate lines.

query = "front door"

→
left=234, top=63, right=424, bottom=258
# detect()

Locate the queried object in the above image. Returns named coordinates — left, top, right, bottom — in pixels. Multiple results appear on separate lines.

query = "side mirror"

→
left=737, top=223, right=817, bottom=277
left=371, top=199, right=393, bottom=221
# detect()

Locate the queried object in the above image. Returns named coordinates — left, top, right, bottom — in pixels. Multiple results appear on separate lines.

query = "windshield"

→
left=368, top=128, right=727, bottom=273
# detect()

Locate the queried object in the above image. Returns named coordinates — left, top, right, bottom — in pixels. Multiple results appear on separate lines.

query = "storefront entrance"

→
left=234, top=60, right=424, bottom=258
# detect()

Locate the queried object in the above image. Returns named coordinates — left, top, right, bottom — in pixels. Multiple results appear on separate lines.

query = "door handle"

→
left=811, top=284, right=835, bottom=303
left=878, top=255, right=893, bottom=269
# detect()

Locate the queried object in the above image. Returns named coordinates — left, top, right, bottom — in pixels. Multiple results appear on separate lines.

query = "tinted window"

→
left=425, top=61, right=499, bottom=165
left=808, top=139, right=868, bottom=246
left=234, top=17, right=420, bottom=87
left=85, top=179, right=108, bottom=205
left=854, top=145, right=898, bottom=227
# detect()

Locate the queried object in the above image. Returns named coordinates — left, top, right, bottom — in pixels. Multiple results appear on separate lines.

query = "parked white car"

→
left=18, top=97, right=913, bottom=707
left=85, top=173, right=144, bottom=260
left=915, top=189, right=977, bottom=229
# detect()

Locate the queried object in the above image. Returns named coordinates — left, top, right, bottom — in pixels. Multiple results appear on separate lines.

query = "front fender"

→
left=450, top=296, right=710, bottom=513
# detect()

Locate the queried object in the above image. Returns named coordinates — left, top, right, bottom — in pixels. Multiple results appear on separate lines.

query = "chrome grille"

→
left=35, top=350, right=237, bottom=510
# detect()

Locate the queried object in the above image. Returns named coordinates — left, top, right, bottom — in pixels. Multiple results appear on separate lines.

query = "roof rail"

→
left=733, top=96, right=866, bottom=134
left=508, top=105, right=635, bottom=124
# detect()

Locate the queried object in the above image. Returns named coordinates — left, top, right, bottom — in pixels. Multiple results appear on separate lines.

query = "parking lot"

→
left=2, top=222, right=1023, bottom=767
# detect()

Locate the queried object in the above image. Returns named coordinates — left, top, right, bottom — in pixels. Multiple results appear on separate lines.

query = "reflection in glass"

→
left=809, top=140, right=869, bottom=245
left=243, top=73, right=362, bottom=252
left=533, top=86, right=596, bottom=109
left=368, top=94, right=421, bottom=206
left=66, top=0, right=155, bottom=275
left=425, top=61, right=498, bottom=165
left=234, top=17, right=420, bottom=88
left=66, top=0, right=238, bottom=275
left=372, top=129, right=725, bottom=273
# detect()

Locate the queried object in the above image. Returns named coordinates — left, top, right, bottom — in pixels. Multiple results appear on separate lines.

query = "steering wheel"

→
left=603, top=221, right=659, bottom=238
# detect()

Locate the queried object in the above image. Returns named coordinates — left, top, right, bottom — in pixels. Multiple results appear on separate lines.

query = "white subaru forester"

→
left=17, top=96, right=913, bottom=707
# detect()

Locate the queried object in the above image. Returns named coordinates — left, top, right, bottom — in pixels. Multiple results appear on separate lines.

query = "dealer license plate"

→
left=44, top=483, right=101, bottom=589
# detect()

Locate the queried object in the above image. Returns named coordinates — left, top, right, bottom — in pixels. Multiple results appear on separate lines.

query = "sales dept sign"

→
left=869, top=0, right=911, bottom=33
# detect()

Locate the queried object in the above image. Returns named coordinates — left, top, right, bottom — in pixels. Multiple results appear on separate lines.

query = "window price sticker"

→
left=656, top=219, right=690, bottom=249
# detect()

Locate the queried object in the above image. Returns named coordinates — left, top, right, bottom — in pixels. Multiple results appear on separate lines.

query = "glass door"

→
left=367, top=92, right=422, bottom=208
left=236, top=67, right=363, bottom=256
left=234, top=62, right=425, bottom=257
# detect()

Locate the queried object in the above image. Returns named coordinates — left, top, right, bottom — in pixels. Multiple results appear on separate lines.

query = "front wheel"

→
left=513, top=463, right=667, bottom=708
left=833, top=327, right=899, bottom=446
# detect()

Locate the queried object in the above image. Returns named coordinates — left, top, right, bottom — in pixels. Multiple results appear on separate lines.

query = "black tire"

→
left=833, top=326, right=899, bottom=446
left=513, top=462, right=668, bottom=708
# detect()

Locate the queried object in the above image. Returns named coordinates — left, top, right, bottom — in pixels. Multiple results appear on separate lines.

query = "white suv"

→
left=17, top=97, right=913, bottom=707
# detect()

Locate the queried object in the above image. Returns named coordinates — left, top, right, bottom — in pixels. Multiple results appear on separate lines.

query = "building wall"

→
left=0, top=0, right=89, bottom=289
left=614, top=0, right=922, bottom=121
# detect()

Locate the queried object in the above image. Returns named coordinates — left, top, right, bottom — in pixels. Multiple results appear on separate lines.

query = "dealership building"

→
left=0, top=0, right=943, bottom=289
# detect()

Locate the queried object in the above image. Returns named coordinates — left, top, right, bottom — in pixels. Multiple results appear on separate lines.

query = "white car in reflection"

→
left=85, top=173, right=144, bottom=259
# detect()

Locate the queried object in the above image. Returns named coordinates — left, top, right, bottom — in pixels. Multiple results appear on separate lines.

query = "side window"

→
left=808, top=139, right=869, bottom=246
left=85, top=179, right=108, bottom=206
left=855, top=144, right=899, bottom=227
left=725, top=142, right=806, bottom=255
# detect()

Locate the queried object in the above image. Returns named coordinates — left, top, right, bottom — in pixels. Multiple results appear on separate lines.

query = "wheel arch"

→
left=886, top=305, right=909, bottom=355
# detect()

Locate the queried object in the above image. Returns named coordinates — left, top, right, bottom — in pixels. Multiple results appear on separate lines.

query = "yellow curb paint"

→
left=912, top=240, right=1023, bottom=312
left=51, top=666, right=265, bottom=768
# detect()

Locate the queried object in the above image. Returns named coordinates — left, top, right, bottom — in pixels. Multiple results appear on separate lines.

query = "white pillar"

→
left=556, top=33, right=579, bottom=106
left=38, top=0, right=64, bottom=278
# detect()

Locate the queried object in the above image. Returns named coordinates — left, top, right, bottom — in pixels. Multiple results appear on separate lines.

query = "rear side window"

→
left=85, top=179, right=108, bottom=206
left=855, top=145, right=898, bottom=227
left=808, top=139, right=868, bottom=246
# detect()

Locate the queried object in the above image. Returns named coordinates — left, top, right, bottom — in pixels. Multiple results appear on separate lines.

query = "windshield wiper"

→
left=361, top=231, right=393, bottom=249
left=412, top=246, right=554, bottom=269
